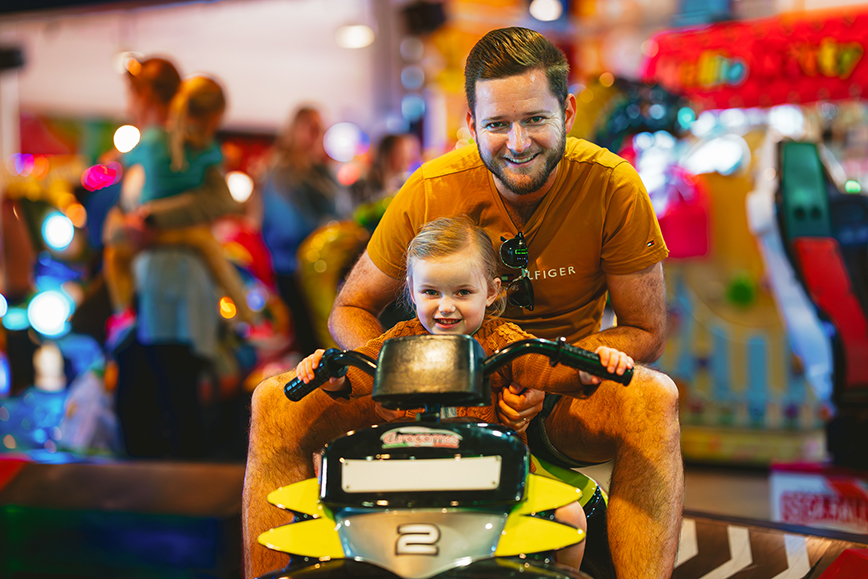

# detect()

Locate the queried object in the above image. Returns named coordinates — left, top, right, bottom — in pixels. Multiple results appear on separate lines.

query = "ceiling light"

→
left=336, top=25, right=375, bottom=49
left=529, top=0, right=563, bottom=21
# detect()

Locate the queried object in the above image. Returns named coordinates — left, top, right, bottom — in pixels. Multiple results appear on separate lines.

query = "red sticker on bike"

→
left=381, top=427, right=462, bottom=449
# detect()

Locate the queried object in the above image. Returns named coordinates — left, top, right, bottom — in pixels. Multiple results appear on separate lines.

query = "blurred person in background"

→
left=103, top=74, right=253, bottom=350
left=109, top=57, right=244, bottom=459
left=258, top=106, right=350, bottom=354
left=349, top=132, right=422, bottom=206
left=348, top=132, right=423, bottom=329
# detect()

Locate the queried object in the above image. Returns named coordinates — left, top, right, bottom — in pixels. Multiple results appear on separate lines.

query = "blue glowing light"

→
left=649, top=103, right=666, bottom=120
left=42, top=212, right=75, bottom=251
left=27, top=291, right=72, bottom=337
left=0, top=353, right=9, bottom=397
left=2, top=307, right=29, bottom=331
left=401, top=94, right=426, bottom=122
left=677, top=107, right=696, bottom=129
left=35, top=252, right=81, bottom=289
left=247, top=288, right=267, bottom=312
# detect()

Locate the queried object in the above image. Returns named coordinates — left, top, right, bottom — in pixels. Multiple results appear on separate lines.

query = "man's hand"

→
left=374, top=403, right=405, bottom=422
left=496, top=384, right=544, bottom=433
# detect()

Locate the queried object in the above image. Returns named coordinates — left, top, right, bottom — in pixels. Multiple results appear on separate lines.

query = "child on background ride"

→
left=295, top=215, right=634, bottom=572
left=103, top=74, right=254, bottom=349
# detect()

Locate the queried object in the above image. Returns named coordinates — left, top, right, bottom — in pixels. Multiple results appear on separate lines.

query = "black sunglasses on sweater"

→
left=499, top=232, right=534, bottom=311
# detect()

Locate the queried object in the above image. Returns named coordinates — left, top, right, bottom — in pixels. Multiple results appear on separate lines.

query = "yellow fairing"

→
left=495, top=473, right=585, bottom=556
left=530, top=455, right=606, bottom=508
left=266, top=478, right=327, bottom=516
left=258, top=478, right=345, bottom=558
left=258, top=517, right=344, bottom=558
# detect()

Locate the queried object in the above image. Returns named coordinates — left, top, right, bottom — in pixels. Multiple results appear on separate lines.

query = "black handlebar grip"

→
left=284, top=349, right=347, bottom=402
left=557, top=343, right=633, bottom=386
left=284, top=373, right=330, bottom=402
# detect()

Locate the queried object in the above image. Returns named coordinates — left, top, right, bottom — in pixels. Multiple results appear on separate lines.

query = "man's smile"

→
left=504, top=152, right=539, bottom=165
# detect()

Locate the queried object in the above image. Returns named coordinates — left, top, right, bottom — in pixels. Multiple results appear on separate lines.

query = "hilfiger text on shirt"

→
left=530, top=265, right=577, bottom=280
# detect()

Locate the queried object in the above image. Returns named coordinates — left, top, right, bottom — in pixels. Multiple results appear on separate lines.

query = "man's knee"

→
left=641, top=368, right=678, bottom=414
left=250, top=374, right=287, bottom=427
left=618, top=367, right=679, bottom=431
left=249, top=372, right=307, bottom=451
left=251, top=374, right=379, bottom=460
left=251, top=374, right=282, bottom=411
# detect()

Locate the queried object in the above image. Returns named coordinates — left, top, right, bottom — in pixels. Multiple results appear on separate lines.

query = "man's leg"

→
left=243, top=373, right=379, bottom=579
left=546, top=366, right=683, bottom=579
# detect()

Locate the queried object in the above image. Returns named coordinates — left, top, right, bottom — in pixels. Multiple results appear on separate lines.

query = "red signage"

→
left=780, top=491, right=868, bottom=532
left=639, top=10, right=868, bottom=109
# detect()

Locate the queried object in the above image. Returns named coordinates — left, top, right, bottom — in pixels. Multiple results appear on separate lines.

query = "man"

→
left=244, top=27, right=682, bottom=578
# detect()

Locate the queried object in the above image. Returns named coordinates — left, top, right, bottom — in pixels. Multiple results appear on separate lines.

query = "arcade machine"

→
left=776, top=140, right=868, bottom=471
left=639, top=6, right=868, bottom=546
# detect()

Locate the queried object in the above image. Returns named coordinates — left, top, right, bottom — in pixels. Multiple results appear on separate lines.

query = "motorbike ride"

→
left=255, top=333, right=632, bottom=579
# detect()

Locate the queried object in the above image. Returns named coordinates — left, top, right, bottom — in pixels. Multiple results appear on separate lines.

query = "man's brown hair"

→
left=464, top=27, right=570, bottom=118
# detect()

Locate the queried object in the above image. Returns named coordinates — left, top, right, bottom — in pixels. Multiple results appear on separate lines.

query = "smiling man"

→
left=244, top=27, right=682, bottom=579
left=471, top=73, right=567, bottom=198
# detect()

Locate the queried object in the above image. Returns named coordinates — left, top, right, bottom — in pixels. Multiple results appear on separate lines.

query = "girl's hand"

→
left=578, top=346, right=634, bottom=385
left=295, top=349, right=347, bottom=392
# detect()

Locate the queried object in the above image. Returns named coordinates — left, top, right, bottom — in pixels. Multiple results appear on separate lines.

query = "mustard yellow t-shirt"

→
left=367, top=137, right=669, bottom=343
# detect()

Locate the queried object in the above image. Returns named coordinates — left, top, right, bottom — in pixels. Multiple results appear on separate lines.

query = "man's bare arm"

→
left=577, top=261, right=667, bottom=363
left=328, top=251, right=404, bottom=349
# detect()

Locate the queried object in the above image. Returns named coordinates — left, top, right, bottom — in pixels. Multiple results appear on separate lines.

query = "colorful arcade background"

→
left=1, top=1, right=868, bottom=576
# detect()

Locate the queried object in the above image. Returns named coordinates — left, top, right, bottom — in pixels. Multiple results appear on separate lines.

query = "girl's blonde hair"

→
left=405, top=216, right=506, bottom=318
left=168, top=74, right=226, bottom=172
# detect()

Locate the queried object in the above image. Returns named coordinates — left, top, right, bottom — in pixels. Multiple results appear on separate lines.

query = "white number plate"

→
left=341, top=456, right=502, bottom=493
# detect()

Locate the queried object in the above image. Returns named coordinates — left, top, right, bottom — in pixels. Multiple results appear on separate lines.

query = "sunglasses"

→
left=499, top=232, right=534, bottom=311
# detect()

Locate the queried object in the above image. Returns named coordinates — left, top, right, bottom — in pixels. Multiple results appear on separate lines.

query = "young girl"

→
left=104, top=74, right=254, bottom=347
left=295, top=215, right=634, bottom=571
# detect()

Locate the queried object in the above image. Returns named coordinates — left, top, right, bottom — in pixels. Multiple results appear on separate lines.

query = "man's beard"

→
left=477, top=130, right=566, bottom=196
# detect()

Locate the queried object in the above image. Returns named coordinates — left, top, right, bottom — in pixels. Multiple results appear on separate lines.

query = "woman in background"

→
left=111, top=57, right=243, bottom=459
left=349, top=132, right=421, bottom=206
left=258, top=106, right=349, bottom=354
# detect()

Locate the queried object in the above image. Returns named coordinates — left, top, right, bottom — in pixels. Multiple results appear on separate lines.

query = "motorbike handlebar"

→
left=482, top=337, right=633, bottom=386
left=283, top=337, right=632, bottom=402
left=283, top=349, right=377, bottom=402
